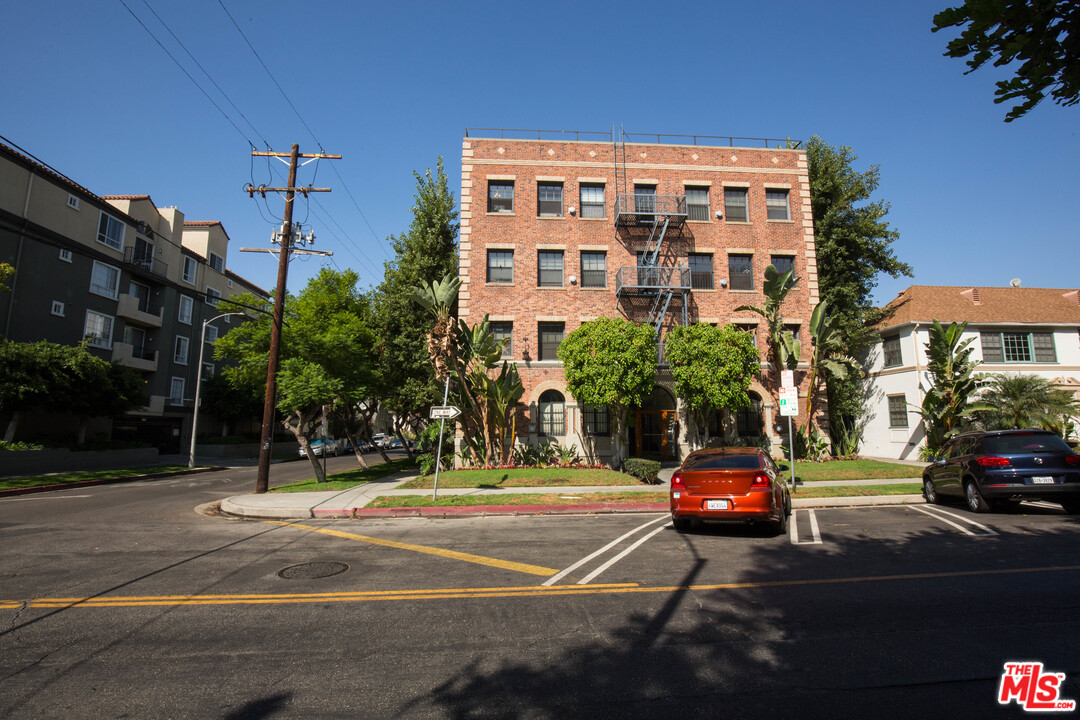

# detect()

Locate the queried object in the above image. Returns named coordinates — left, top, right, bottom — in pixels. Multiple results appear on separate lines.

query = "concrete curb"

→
left=0, top=466, right=226, bottom=498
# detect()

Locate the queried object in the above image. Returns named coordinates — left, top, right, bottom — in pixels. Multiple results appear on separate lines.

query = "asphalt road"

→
left=2, top=462, right=1079, bottom=719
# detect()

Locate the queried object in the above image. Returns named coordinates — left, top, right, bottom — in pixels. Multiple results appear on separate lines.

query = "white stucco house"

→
left=862, top=285, right=1080, bottom=460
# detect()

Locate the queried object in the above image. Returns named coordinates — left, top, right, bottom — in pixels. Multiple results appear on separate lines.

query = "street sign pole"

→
left=779, top=385, right=798, bottom=493
left=432, top=376, right=451, bottom=501
left=788, top=415, right=796, bottom=493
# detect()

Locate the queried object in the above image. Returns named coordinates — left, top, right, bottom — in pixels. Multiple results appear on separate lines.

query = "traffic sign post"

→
left=778, top=387, right=799, bottom=493
left=429, top=405, right=461, bottom=420
left=430, top=392, right=458, bottom=500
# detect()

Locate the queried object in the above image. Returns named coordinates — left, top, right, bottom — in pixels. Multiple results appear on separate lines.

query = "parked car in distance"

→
left=670, top=447, right=791, bottom=534
left=923, top=429, right=1080, bottom=513
left=298, top=438, right=340, bottom=459
left=371, top=434, right=391, bottom=449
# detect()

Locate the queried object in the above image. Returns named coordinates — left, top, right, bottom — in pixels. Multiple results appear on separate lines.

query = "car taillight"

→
left=1066, top=454, right=1080, bottom=466
left=671, top=472, right=685, bottom=488
left=976, top=456, right=1011, bottom=467
left=751, top=472, right=770, bottom=487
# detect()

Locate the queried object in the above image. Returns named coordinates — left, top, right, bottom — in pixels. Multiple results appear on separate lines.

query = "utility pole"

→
left=245, top=144, right=340, bottom=494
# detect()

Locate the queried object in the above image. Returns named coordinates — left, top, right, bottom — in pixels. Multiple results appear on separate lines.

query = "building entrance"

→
left=631, top=387, right=678, bottom=461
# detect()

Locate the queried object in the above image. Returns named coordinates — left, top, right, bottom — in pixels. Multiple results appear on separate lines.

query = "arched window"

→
left=736, top=392, right=763, bottom=437
left=538, top=390, right=565, bottom=436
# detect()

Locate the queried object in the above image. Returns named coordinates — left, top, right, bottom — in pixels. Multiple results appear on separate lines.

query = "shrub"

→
left=623, top=457, right=661, bottom=484
left=0, top=440, right=45, bottom=452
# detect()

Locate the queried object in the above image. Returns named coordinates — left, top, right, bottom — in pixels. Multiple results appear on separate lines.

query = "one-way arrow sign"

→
left=429, top=405, right=461, bottom=420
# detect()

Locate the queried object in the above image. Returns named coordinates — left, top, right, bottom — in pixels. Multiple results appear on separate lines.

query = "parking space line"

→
left=543, top=515, right=669, bottom=587
left=265, top=521, right=559, bottom=577
left=911, top=505, right=998, bottom=536
left=576, top=521, right=671, bottom=585
left=790, top=509, right=823, bottom=545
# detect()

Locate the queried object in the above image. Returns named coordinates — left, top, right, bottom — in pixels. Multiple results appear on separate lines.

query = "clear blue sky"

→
left=4, top=0, right=1077, bottom=306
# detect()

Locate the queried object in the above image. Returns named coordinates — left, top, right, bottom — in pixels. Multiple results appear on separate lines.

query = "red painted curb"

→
left=311, top=502, right=669, bottom=519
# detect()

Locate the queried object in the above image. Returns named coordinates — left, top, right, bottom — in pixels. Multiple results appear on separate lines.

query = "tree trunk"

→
left=611, top=406, right=629, bottom=469
left=4, top=412, right=20, bottom=442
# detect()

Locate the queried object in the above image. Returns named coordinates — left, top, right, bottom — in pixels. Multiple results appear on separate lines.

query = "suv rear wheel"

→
left=923, top=477, right=939, bottom=505
left=964, top=479, right=992, bottom=514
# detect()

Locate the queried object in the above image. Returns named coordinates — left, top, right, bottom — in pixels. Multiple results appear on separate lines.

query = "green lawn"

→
left=396, top=467, right=640, bottom=490
left=270, top=459, right=418, bottom=493
left=790, top=483, right=923, bottom=498
left=0, top=466, right=191, bottom=492
left=789, top=459, right=922, bottom=483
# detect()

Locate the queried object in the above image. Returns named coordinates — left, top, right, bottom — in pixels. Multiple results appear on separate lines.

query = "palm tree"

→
left=411, top=272, right=461, bottom=381
left=977, top=373, right=1080, bottom=431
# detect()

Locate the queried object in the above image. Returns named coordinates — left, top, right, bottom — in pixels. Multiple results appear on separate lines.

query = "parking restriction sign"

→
left=778, top=387, right=798, bottom=417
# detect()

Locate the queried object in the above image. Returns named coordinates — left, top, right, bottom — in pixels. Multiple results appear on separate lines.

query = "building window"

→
left=59, top=249, right=73, bottom=263
left=981, top=331, right=1057, bottom=363
left=487, top=180, right=514, bottom=213
left=634, top=185, right=657, bottom=214
left=89, top=261, right=120, bottom=299
left=537, top=182, right=563, bottom=217
left=538, top=322, right=564, bottom=361
left=202, top=362, right=215, bottom=379
left=883, top=335, right=903, bottom=368
left=169, top=377, right=185, bottom=406
left=127, top=281, right=151, bottom=313
left=124, top=326, right=147, bottom=357
left=724, top=187, right=749, bottom=222
left=67, top=194, right=80, bottom=210
left=786, top=324, right=801, bottom=345
left=182, top=257, right=197, bottom=285
left=205, top=324, right=220, bottom=343
left=486, top=250, right=514, bottom=283
left=538, top=251, right=564, bottom=287
left=490, top=321, right=513, bottom=358
left=538, top=390, right=566, bottom=436
left=580, top=251, right=606, bottom=288
left=579, top=183, right=605, bottom=218
left=51, top=301, right=65, bottom=317
left=205, top=287, right=221, bottom=307
left=688, top=253, right=714, bottom=290
left=209, top=252, right=224, bottom=273
left=583, top=404, right=610, bottom=436
left=888, top=395, right=909, bottom=428
left=174, top=335, right=190, bottom=365
left=736, top=393, right=763, bottom=437
left=770, top=255, right=794, bottom=276
left=97, top=212, right=125, bottom=250
left=737, top=324, right=758, bottom=349
left=178, top=295, right=193, bottom=325
left=83, top=310, right=114, bottom=349
left=766, top=189, right=790, bottom=220
left=728, top=254, right=753, bottom=290
left=685, top=186, right=710, bottom=221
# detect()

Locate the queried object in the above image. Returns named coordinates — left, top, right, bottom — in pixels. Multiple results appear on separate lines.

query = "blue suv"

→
left=923, top=429, right=1080, bottom=513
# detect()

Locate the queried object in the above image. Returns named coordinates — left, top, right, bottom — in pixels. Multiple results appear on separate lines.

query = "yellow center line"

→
left=265, top=520, right=560, bottom=577
left=4, top=564, right=1077, bottom=610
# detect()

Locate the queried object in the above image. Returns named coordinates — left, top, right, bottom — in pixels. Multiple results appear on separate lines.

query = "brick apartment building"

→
left=0, top=139, right=269, bottom=453
left=459, top=130, right=822, bottom=463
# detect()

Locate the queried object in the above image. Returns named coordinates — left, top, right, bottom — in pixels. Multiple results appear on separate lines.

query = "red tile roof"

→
left=882, top=285, right=1080, bottom=328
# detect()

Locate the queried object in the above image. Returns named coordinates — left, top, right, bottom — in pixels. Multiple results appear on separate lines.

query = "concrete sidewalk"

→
left=219, top=466, right=926, bottom=520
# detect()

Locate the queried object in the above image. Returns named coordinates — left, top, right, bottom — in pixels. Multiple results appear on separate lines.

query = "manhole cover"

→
left=277, top=562, right=349, bottom=579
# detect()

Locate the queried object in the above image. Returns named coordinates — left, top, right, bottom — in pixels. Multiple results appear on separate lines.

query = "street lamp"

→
left=189, top=312, right=245, bottom=468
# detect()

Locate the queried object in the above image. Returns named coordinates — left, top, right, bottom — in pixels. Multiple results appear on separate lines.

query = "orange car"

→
left=670, top=447, right=791, bottom=534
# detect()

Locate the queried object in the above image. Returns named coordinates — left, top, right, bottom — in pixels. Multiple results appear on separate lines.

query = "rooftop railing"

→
left=464, top=128, right=801, bottom=149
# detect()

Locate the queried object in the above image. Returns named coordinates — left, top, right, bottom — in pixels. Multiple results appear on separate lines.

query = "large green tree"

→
left=933, top=0, right=1080, bottom=122
left=215, top=269, right=377, bottom=481
left=914, top=320, right=991, bottom=456
left=371, top=159, right=459, bottom=445
left=805, top=136, right=912, bottom=428
left=558, top=318, right=657, bottom=467
left=664, top=323, right=760, bottom=450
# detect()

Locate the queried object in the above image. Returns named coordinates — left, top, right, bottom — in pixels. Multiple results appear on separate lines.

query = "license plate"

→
left=1030, top=476, right=1055, bottom=484
left=706, top=499, right=730, bottom=510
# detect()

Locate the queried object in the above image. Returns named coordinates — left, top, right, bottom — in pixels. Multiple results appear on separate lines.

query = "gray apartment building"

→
left=0, top=139, right=269, bottom=452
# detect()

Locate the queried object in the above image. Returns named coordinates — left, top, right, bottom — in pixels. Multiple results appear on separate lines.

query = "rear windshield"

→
left=683, top=454, right=761, bottom=470
left=983, top=433, right=1071, bottom=454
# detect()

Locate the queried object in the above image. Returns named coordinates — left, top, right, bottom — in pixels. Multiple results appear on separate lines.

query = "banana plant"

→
left=735, top=263, right=801, bottom=378
left=411, top=272, right=462, bottom=381
left=802, top=300, right=860, bottom=432
left=913, top=320, right=991, bottom=455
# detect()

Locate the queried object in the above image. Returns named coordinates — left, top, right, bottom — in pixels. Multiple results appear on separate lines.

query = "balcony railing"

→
left=614, top=194, right=687, bottom=224
left=116, top=293, right=164, bottom=328
left=615, top=266, right=691, bottom=294
left=124, top=247, right=169, bottom=279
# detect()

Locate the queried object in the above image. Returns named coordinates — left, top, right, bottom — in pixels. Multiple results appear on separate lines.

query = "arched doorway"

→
left=632, top=386, right=678, bottom=461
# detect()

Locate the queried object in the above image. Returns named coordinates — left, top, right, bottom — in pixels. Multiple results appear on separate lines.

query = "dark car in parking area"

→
left=923, top=429, right=1080, bottom=513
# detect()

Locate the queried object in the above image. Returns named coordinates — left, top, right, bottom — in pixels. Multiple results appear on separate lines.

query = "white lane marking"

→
left=577, top=521, right=672, bottom=585
left=911, top=505, right=998, bottom=536
left=2, top=494, right=93, bottom=501
left=790, top=509, right=823, bottom=545
left=789, top=509, right=799, bottom=544
left=542, top=515, right=669, bottom=587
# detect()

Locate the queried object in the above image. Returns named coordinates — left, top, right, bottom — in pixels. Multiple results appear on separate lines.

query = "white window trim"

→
left=209, top=252, right=225, bottom=273
left=66, top=194, right=80, bottom=210
left=97, top=211, right=125, bottom=251
left=205, top=325, right=219, bottom=343
left=89, top=260, right=121, bottom=299
left=169, top=377, right=186, bottom=406
left=182, top=256, right=198, bottom=285
left=59, top=249, right=72, bottom=263
left=51, top=301, right=65, bottom=317
left=178, top=295, right=193, bottom=325
left=205, top=286, right=221, bottom=306
left=174, top=335, right=190, bottom=365
left=83, top=310, right=115, bottom=350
